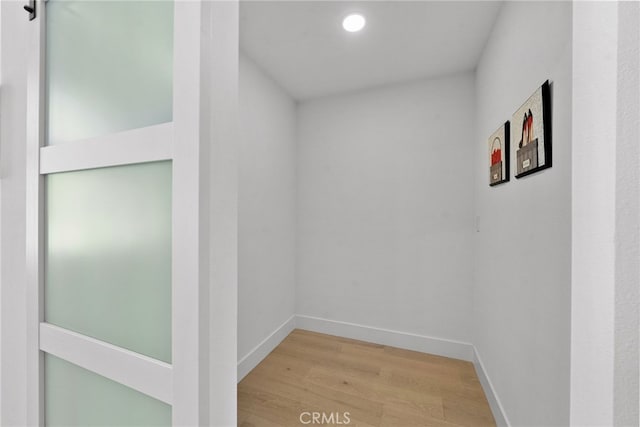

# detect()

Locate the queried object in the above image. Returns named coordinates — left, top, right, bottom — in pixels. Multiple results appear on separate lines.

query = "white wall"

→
left=296, top=73, right=476, bottom=344
left=238, top=53, right=296, bottom=362
left=610, top=4, right=639, bottom=424
left=0, top=2, right=29, bottom=425
left=571, top=2, right=639, bottom=426
left=473, top=2, right=572, bottom=426
left=206, top=2, right=240, bottom=423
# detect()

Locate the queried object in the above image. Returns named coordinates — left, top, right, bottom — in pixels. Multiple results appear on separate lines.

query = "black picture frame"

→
left=488, top=121, right=510, bottom=186
left=512, top=80, right=552, bottom=178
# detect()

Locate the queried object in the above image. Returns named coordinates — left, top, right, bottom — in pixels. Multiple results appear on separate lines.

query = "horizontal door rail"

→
left=40, top=122, right=173, bottom=174
left=40, top=323, right=173, bottom=404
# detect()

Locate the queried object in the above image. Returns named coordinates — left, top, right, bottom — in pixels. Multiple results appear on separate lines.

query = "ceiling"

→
left=240, top=1, right=503, bottom=100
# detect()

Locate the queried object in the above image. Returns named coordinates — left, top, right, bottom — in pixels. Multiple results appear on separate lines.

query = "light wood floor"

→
left=238, top=329, right=496, bottom=426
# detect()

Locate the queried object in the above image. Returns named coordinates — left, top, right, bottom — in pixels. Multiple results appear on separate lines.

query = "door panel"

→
left=45, top=354, right=171, bottom=426
left=42, top=0, right=176, bottom=423
left=45, top=161, right=172, bottom=363
left=25, top=0, right=229, bottom=424
left=46, top=0, right=174, bottom=145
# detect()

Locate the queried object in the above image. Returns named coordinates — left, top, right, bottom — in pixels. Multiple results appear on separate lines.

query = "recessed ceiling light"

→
left=342, top=14, right=366, bottom=33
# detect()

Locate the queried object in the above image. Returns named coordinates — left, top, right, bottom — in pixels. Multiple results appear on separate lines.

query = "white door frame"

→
left=24, top=1, right=238, bottom=425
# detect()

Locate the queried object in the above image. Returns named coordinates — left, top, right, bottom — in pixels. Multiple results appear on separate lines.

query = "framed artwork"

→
left=512, top=80, right=552, bottom=178
left=488, top=121, right=510, bottom=186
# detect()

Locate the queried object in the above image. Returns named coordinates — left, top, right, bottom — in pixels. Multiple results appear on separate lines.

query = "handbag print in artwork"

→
left=516, top=109, right=539, bottom=174
left=512, top=80, right=552, bottom=178
left=488, top=121, right=510, bottom=186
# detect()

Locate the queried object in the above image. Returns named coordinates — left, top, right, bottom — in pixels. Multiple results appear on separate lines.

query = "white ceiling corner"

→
left=240, top=1, right=503, bottom=100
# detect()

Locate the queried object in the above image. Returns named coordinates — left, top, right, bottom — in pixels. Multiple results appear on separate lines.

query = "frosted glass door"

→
left=45, top=355, right=171, bottom=427
left=46, top=0, right=173, bottom=145
left=40, top=1, right=176, bottom=425
left=45, top=162, right=172, bottom=363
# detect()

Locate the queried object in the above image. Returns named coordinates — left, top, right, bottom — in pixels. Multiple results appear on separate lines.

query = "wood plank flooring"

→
left=238, top=329, right=496, bottom=426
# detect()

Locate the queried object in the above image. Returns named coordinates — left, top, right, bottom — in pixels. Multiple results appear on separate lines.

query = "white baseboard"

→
left=473, top=347, right=511, bottom=427
left=295, top=314, right=474, bottom=361
left=237, top=315, right=296, bottom=381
